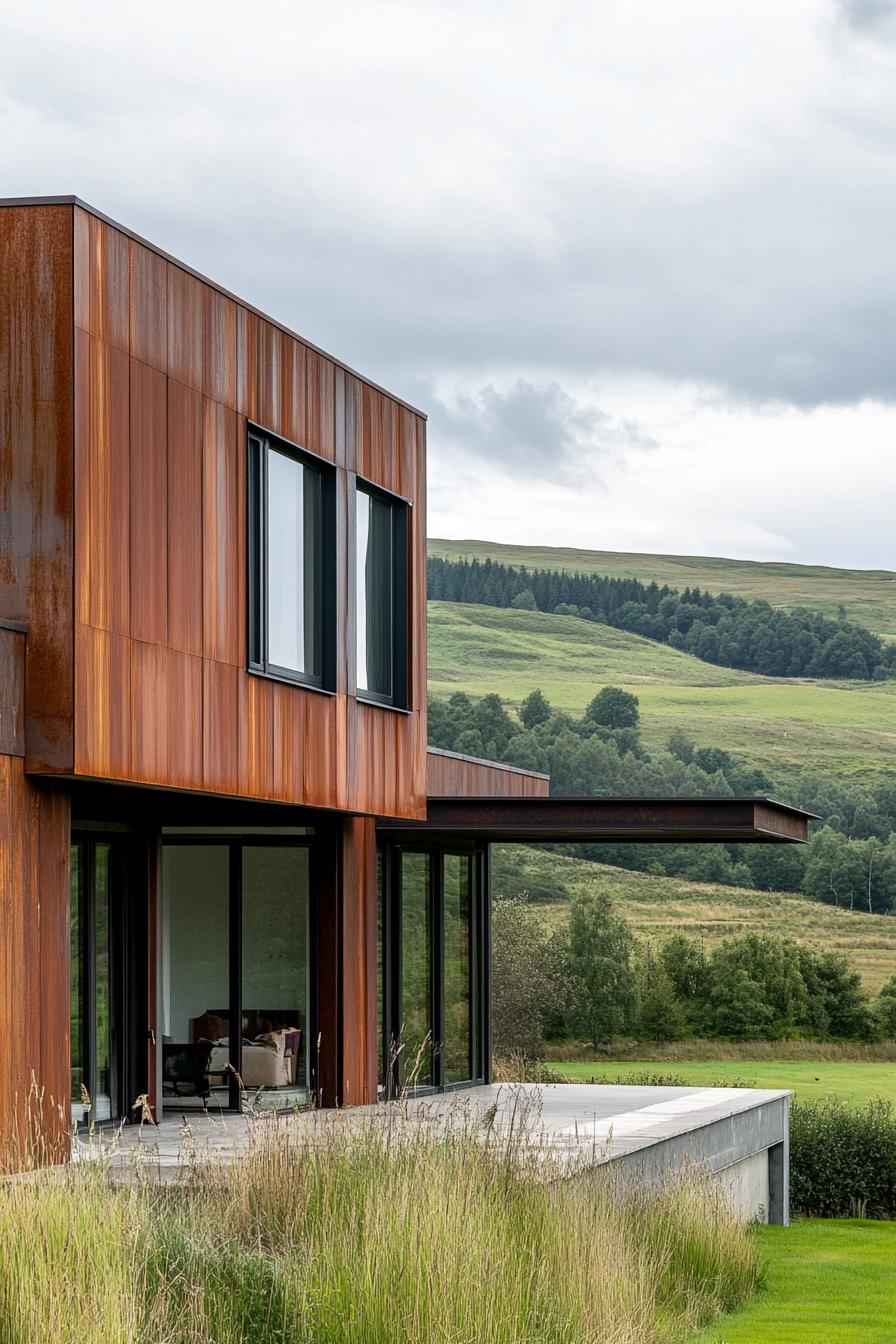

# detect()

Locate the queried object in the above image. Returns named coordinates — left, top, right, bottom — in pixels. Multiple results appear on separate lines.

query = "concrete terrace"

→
left=85, top=1083, right=790, bottom=1223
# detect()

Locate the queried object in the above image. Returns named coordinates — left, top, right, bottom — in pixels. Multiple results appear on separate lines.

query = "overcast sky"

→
left=2, top=0, right=895, bottom=568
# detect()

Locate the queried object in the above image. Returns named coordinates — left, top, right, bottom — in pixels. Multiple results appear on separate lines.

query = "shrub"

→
left=491, top=898, right=565, bottom=1058
left=790, top=1097, right=896, bottom=1218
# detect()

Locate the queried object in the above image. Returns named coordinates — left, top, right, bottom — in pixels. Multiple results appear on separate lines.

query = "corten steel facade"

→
left=0, top=198, right=812, bottom=1164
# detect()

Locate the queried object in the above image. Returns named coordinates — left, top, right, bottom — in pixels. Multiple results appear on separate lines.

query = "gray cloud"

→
left=838, top=0, right=896, bottom=29
left=2, top=2, right=896, bottom=418
left=427, top=380, right=655, bottom=481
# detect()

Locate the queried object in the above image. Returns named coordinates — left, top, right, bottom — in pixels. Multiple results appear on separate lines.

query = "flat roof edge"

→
left=0, top=195, right=427, bottom=420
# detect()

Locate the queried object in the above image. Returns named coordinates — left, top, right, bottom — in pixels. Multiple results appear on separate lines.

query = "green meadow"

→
left=428, top=601, right=896, bottom=783
left=541, top=1060, right=896, bottom=1108
left=493, top=845, right=896, bottom=992
left=429, top=539, right=896, bottom=640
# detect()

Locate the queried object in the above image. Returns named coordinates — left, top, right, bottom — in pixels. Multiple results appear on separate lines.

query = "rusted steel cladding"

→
left=62, top=204, right=426, bottom=818
left=426, top=748, right=550, bottom=799
left=0, top=206, right=75, bottom=773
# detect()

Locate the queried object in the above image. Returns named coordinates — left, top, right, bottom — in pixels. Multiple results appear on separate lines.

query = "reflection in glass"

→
left=400, top=852, right=431, bottom=1086
left=93, top=843, right=113, bottom=1121
left=242, top=847, right=310, bottom=1110
left=161, top=846, right=230, bottom=1110
left=356, top=487, right=394, bottom=699
left=69, top=845, right=85, bottom=1114
left=443, top=854, right=472, bottom=1084
left=266, top=447, right=321, bottom=678
left=376, top=850, right=384, bottom=1090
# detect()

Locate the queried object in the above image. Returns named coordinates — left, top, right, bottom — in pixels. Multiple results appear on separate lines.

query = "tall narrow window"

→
left=355, top=483, right=408, bottom=706
left=249, top=432, right=334, bottom=688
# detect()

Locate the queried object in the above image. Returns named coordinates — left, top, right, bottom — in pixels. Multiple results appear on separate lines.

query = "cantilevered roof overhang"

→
left=379, top=796, right=818, bottom=844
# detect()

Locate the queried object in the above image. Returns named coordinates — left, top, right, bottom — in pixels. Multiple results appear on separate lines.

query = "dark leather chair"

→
left=162, top=1042, right=214, bottom=1098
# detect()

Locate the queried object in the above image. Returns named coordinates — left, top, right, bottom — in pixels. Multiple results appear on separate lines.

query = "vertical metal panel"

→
left=0, top=756, right=70, bottom=1165
left=166, top=263, right=203, bottom=393
left=74, top=209, right=129, bottom=351
left=128, top=359, right=168, bottom=644
left=203, top=288, right=238, bottom=407
left=74, top=624, right=132, bottom=779
left=202, top=659, right=241, bottom=793
left=166, top=380, right=204, bottom=655
left=279, top=335, right=307, bottom=449
left=76, top=332, right=130, bottom=633
left=0, top=628, right=25, bottom=757
left=128, top=238, right=167, bottom=371
left=0, top=204, right=75, bottom=773
left=201, top=400, right=243, bottom=664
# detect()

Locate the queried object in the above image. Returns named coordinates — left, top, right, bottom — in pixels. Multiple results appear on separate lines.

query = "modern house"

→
left=0, top=197, right=813, bottom=1165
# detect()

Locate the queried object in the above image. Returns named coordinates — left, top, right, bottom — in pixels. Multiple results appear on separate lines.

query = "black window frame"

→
left=248, top=427, right=336, bottom=692
left=354, top=478, right=410, bottom=710
left=377, top=842, right=488, bottom=1098
left=159, top=832, right=320, bottom=1114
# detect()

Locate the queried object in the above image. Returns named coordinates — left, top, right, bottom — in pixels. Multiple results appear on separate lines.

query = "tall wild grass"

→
left=0, top=1100, right=761, bottom=1344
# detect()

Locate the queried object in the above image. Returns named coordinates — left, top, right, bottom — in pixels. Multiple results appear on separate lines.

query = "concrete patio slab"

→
left=84, top=1082, right=790, bottom=1223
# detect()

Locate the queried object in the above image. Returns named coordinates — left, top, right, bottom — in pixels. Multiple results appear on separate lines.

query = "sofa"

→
left=190, top=1010, right=303, bottom=1092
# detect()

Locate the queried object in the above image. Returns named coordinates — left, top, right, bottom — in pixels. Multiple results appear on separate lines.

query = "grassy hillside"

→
left=428, top=601, right=896, bottom=783
left=428, top=538, right=896, bottom=640
left=493, top=844, right=896, bottom=992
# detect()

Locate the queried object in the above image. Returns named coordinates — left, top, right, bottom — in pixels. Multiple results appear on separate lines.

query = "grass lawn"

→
left=428, top=538, right=896, bottom=640
left=541, top=1060, right=896, bottom=1107
left=689, top=1220, right=896, bottom=1344
left=427, top=601, right=896, bottom=783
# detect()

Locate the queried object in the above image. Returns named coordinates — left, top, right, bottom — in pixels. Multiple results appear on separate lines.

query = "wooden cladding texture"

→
left=0, top=757, right=70, bottom=1165
left=69, top=204, right=427, bottom=818
left=0, top=206, right=74, bottom=772
left=426, top=748, right=550, bottom=800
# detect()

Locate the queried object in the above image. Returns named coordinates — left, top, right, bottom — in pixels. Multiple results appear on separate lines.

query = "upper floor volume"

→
left=0, top=196, right=428, bottom=821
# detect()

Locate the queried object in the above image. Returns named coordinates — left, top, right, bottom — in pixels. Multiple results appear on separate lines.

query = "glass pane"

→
left=376, top=851, right=384, bottom=1090
left=161, top=846, right=230, bottom=1110
left=443, top=855, right=473, bottom=1084
left=400, top=852, right=431, bottom=1087
left=69, top=844, right=85, bottom=1117
left=93, top=844, right=113, bottom=1122
left=266, top=448, right=321, bottom=677
left=242, top=847, right=311, bottom=1111
left=356, top=488, right=393, bottom=698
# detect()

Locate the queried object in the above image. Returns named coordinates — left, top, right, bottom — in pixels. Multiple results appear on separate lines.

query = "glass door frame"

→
left=159, top=833, right=319, bottom=1113
left=70, top=832, right=139, bottom=1127
left=378, top=842, right=488, bottom=1098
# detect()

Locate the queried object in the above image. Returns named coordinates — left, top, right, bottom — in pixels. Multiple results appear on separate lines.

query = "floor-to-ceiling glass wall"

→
left=160, top=830, right=314, bottom=1112
left=378, top=845, right=485, bottom=1096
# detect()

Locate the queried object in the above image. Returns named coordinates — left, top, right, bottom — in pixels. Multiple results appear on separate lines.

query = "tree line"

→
left=428, top=556, right=896, bottom=680
left=493, top=891, right=896, bottom=1059
left=429, top=686, right=896, bottom=912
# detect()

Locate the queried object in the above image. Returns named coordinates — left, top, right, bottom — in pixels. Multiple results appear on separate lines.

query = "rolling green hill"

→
left=492, top=845, right=896, bottom=992
left=428, top=539, right=896, bottom=641
left=428, top=600, right=896, bottom=783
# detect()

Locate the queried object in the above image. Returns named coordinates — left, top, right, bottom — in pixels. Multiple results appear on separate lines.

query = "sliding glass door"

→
left=379, top=846, right=486, bottom=1095
left=160, top=833, right=313, bottom=1112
